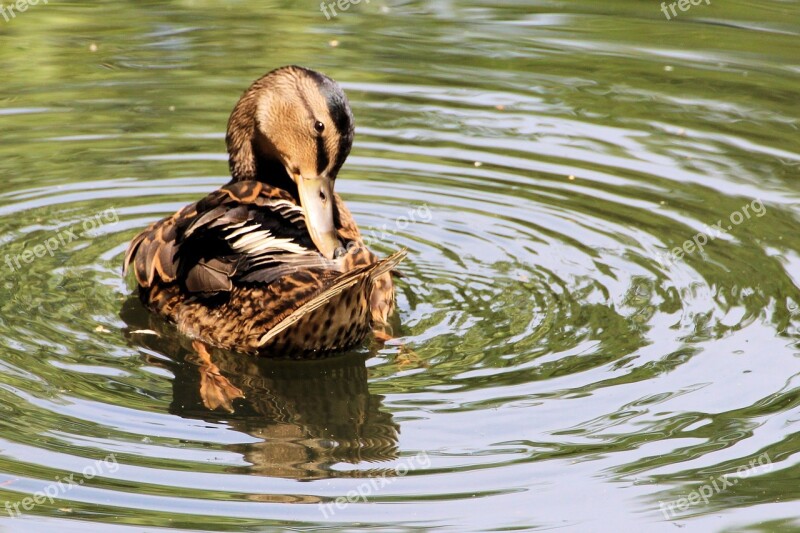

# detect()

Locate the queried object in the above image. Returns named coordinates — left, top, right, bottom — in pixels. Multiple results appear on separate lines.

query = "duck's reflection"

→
left=121, top=298, right=399, bottom=480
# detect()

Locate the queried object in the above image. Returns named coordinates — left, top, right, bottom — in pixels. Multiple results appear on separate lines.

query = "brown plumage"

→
left=123, top=66, right=405, bottom=357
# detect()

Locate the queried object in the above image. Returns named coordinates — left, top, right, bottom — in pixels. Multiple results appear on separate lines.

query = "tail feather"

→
left=367, top=248, right=407, bottom=281
left=258, top=249, right=407, bottom=347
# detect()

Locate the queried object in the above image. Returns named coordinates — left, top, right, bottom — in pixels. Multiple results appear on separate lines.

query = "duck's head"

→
left=226, top=65, right=355, bottom=259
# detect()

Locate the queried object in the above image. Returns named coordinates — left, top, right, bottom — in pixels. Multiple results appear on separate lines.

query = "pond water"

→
left=0, top=0, right=799, bottom=531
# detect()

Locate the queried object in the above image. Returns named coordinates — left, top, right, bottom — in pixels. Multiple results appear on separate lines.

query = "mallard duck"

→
left=123, top=65, right=405, bottom=358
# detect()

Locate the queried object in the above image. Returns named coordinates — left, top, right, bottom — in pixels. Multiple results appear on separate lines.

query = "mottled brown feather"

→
left=124, top=181, right=404, bottom=356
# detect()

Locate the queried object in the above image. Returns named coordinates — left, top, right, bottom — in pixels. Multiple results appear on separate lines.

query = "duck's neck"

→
left=252, top=156, right=299, bottom=201
left=226, top=106, right=299, bottom=203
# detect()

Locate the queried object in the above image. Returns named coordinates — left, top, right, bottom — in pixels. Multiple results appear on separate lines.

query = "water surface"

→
left=0, top=0, right=799, bottom=531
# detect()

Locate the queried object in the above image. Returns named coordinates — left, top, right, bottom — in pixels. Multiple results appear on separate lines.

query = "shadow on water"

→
left=119, top=298, right=400, bottom=481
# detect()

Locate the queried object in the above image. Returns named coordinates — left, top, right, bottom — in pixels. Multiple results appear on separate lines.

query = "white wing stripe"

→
left=229, top=230, right=309, bottom=255
left=225, top=224, right=261, bottom=239
left=232, top=230, right=273, bottom=249
left=244, top=237, right=308, bottom=254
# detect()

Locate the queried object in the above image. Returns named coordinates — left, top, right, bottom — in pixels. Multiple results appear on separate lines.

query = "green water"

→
left=0, top=0, right=799, bottom=531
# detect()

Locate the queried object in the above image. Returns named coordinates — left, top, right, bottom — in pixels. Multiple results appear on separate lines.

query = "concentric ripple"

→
left=0, top=1, right=799, bottom=531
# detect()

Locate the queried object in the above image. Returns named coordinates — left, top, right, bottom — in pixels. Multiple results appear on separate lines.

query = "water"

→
left=0, top=0, right=799, bottom=531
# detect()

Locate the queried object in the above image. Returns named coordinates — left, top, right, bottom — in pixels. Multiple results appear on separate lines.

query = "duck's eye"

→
left=314, top=121, right=325, bottom=133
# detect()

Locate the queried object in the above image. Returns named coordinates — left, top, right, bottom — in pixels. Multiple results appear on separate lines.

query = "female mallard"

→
left=124, top=66, right=405, bottom=358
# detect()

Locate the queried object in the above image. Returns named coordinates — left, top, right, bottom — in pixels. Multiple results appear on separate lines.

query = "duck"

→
left=123, top=65, right=406, bottom=359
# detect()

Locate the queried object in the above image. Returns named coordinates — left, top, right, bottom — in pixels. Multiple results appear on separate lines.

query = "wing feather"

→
left=257, top=248, right=407, bottom=346
left=124, top=181, right=340, bottom=296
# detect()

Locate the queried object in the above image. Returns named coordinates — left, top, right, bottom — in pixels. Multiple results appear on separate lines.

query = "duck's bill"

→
left=296, top=176, right=341, bottom=259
